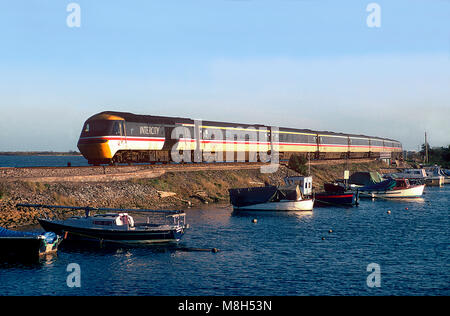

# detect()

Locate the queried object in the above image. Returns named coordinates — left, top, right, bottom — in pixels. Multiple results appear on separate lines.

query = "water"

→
left=0, top=186, right=448, bottom=296
left=0, top=155, right=89, bottom=167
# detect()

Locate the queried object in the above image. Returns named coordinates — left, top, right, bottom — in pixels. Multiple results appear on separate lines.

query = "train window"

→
left=350, top=138, right=369, bottom=146
left=112, top=122, right=121, bottom=135
left=320, top=136, right=347, bottom=145
left=81, top=120, right=116, bottom=137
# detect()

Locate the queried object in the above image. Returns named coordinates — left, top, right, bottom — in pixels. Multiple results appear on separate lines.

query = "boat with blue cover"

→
left=0, top=226, right=61, bottom=260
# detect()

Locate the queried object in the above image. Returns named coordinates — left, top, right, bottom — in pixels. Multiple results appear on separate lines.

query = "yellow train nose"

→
left=77, top=140, right=113, bottom=160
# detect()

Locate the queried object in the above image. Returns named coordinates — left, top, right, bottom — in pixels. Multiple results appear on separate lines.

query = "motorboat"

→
left=229, top=185, right=314, bottom=211
left=389, top=168, right=427, bottom=185
left=283, top=176, right=313, bottom=196
left=359, top=178, right=425, bottom=198
left=314, top=183, right=359, bottom=207
left=17, top=204, right=187, bottom=245
left=423, top=167, right=446, bottom=186
left=0, top=226, right=61, bottom=260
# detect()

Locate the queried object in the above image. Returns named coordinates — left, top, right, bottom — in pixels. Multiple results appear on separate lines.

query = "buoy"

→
left=387, top=210, right=391, bottom=214
left=322, top=237, right=326, bottom=240
left=211, top=248, right=219, bottom=253
left=405, top=207, right=408, bottom=210
left=252, top=218, right=258, bottom=224
left=328, top=229, right=333, bottom=233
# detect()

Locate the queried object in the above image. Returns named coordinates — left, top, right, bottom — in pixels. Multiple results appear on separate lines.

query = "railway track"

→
left=0, top=159, right=379, bottom=183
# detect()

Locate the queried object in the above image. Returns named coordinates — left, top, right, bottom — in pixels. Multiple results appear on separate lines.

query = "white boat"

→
left=233, top=198, right=314, bottom=211
left=229, top=185, right=314, bottom=211
left=395, top=168, right=428, bottom=181
left=393, top=167, right=446, bottom=186
left=360, top=179, right=425, bottom=198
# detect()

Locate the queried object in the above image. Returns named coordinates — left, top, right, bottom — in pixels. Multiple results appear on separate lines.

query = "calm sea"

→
left=0, top=155, right=89, bottom=168
left=0, top=156, right=448, bottom=296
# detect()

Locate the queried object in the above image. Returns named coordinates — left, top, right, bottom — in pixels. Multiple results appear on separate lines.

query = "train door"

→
left=120, top=121, right=127, bottom=148
left=112, top=121, right=126, bottom=147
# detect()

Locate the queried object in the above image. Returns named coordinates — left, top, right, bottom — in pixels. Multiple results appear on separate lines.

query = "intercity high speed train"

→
left=77, top=111, right=403, bottom=165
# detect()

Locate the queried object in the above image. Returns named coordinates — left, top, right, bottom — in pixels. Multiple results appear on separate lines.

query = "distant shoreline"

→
left=0, top=152, right=82, bottom=156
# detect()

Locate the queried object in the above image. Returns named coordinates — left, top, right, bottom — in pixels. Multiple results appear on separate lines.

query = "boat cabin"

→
left=284, top=176, right=313, bottom=196
left=68, top=213, right=135, bottom=230
left=394, top=178, right=412, bottom=189
left=400, top=169, right=427, bottom=179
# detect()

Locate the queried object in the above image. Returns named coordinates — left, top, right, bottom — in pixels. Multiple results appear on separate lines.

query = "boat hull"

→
left=0, top=236, right=60, bottom=261
left=360, top=184, right=425, bottom=198
left=38, top=219, right=184, bottom=244
left=233, top=199, right=314, bottom=211
left=315, top=192, right=359, bottom=206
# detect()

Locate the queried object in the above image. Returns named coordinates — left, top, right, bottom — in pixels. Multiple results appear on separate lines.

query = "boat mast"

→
left=424, top=131, right=429, bottom=164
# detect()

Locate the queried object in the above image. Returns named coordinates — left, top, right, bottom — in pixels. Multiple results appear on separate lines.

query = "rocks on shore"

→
left=0, top=161, right=388, bottom=228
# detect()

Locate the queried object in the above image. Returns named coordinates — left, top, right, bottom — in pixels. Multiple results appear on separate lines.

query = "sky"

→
left=0, top=0, right=449, bottom=151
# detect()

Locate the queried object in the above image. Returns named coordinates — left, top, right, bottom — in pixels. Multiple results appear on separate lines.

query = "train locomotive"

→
left=77, top=111, right=403, bottom=165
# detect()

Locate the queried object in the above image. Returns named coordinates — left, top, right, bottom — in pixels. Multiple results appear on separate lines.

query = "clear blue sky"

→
left=0, top=0, right=449, bottom=151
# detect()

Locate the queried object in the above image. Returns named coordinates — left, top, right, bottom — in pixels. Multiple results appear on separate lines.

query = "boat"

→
left=423, top=166, right=446, bottom=186
left=283, top=176, right=313, bottom=196
left=390, top=167, right=447, bottom=186
left=346, top=171, right=386, bottom=188
left=229, top=185, right=314, bottom=211
left=0, top=226, right=61, bottom=260
left=359, top=178, right=425, bottom=198
left=17, top=204, right=187, bottom=244
left=390, top=168, right=427, bottom=183
left=314, top=183, right=360, bottom=206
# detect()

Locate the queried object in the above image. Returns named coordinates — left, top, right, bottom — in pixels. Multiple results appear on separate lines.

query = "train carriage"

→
left=317, top=132, right=349, bottom=159
left=77, top=111, right=403, bottom=165
left=276, top=128, right=318, bottom=160
left=349, top=136, right=371, bottom=158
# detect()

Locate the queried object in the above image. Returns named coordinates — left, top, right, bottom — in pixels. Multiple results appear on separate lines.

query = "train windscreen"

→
left=81, top=120, right=122, bottom=137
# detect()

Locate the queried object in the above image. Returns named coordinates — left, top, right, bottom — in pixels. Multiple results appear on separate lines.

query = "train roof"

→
left=89, top=111, right=401, bottom=144
left=93, top=111, right=192, bottom=125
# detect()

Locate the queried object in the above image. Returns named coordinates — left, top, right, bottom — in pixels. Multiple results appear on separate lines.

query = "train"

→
left=77, top=111, right=403, bottom=165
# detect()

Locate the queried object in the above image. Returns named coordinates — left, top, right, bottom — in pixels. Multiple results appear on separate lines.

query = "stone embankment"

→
left=0, top=160, right=390, bottom=228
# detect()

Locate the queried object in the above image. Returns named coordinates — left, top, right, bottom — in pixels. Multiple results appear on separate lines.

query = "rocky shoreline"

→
left=0, top=161, right=389, bottom=229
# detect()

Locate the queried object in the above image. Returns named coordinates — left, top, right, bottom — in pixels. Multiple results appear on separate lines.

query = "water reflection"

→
left=0, top=251, right=58, bottom=269
left=366, top=197, right=426, bottom=204
left=231, top=209, right=313, bottom=220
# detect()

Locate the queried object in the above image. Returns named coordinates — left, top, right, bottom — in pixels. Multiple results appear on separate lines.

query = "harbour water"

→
left=0, top=185, right=448, bottom=295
